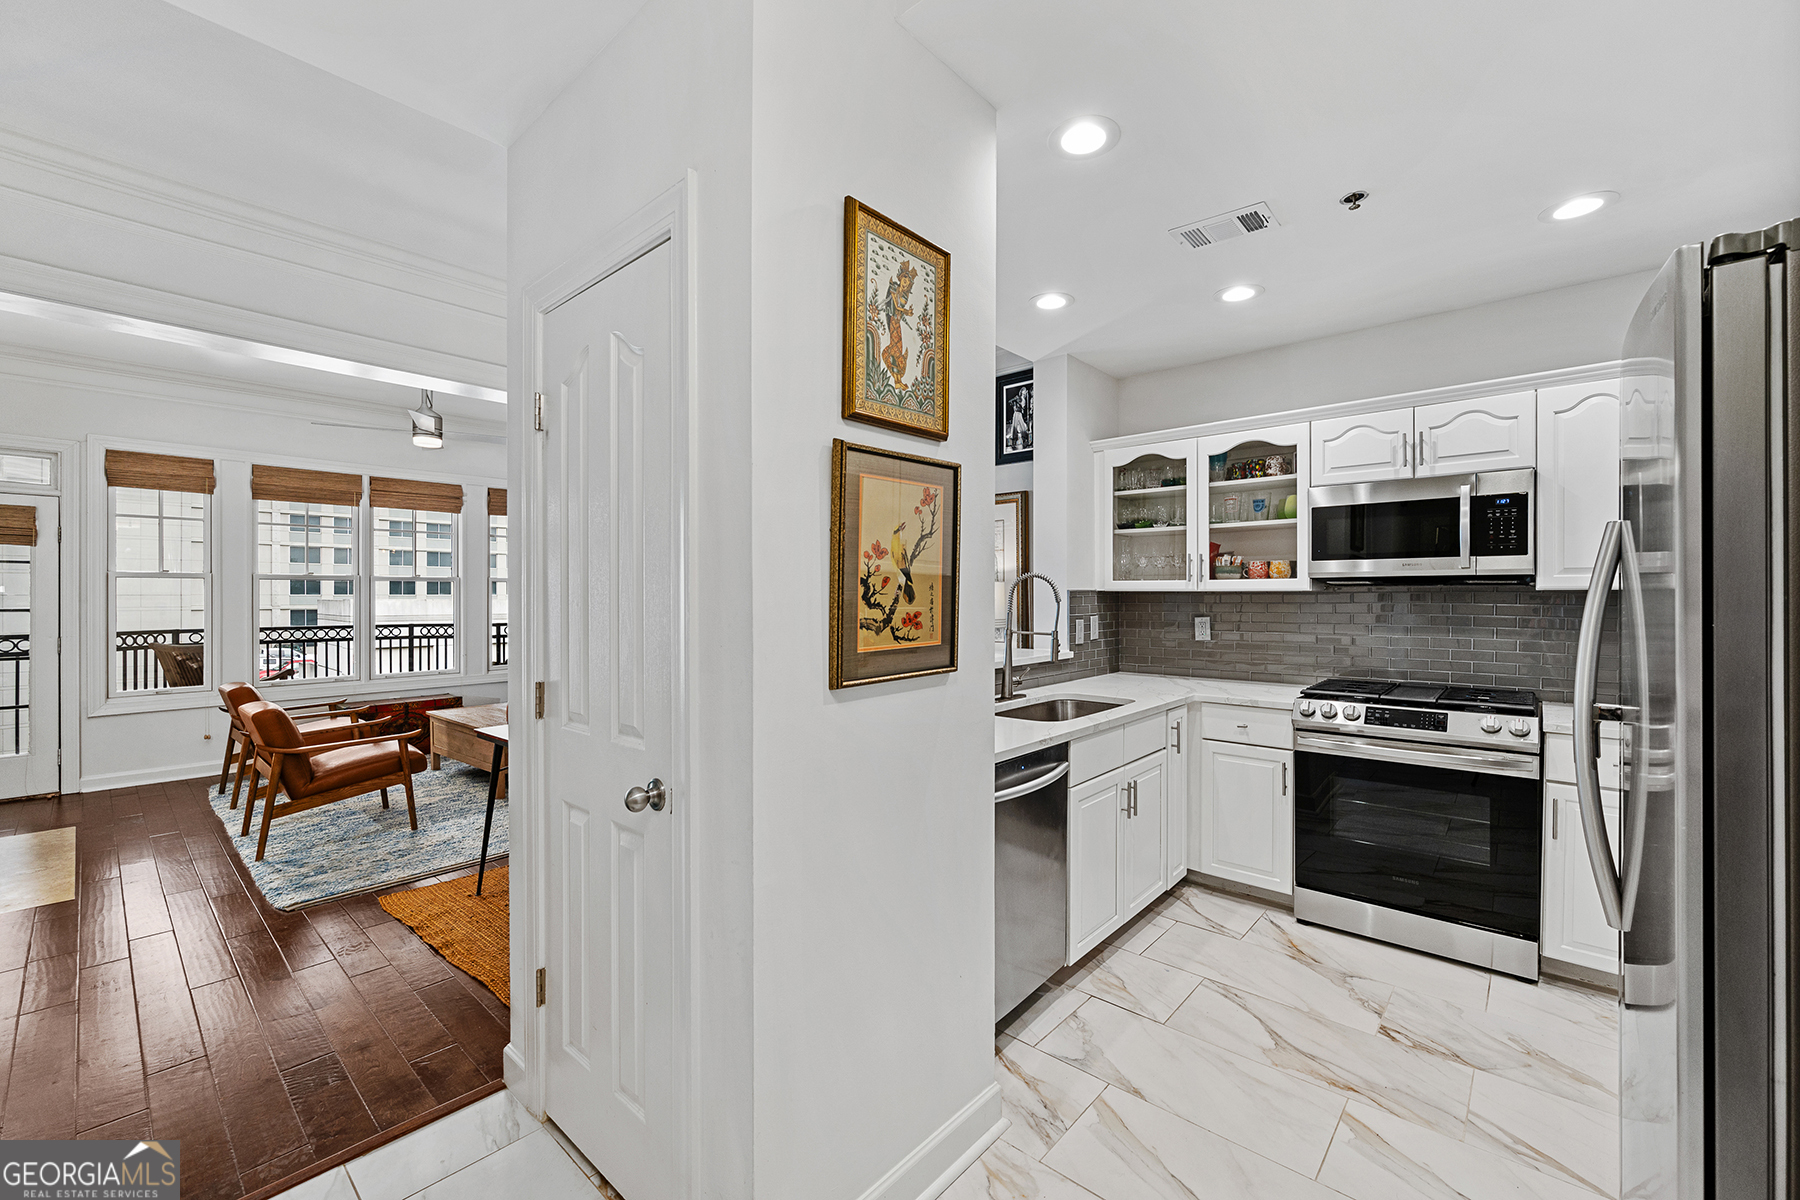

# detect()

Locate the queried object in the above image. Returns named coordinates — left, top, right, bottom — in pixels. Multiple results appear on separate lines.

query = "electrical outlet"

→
left=1071, top=615, right=1085, bottom=645
left=1088, top=615, right=1099, bottom=640
left=1194, top=616, right=1212, bottom=641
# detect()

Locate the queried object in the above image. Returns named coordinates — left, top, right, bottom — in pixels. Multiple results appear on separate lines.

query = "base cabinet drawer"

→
left=1196, top=740, right=1293, bottom=896
left=1541, top=781, right=1622, bottom=975
left=1199, top=703, right=1293, bottom=751
left=1070, top=712, right=1170, bottom=784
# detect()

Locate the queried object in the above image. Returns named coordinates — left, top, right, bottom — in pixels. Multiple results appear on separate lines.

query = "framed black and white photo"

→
left=995, top=369, right=1033, bottom=465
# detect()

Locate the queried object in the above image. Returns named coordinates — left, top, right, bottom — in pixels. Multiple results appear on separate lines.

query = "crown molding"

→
left=0, top=125, right=503, bottom=316
left=0, top=341, right=507, bottom=432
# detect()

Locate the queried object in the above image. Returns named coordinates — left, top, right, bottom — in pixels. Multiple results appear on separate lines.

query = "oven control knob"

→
left=1296, top=700, right=1316, bottom=717
left=1318, top=702, right=1338, bottom=720
left=1342, top=704, right=1360, bottom=721
left=1508, top=719, right=1532, bottom=738
left=1480, top=716, right=1503, bottom=734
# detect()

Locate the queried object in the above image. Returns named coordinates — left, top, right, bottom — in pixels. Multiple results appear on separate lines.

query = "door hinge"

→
left=57, top=525, right=62, bottom=544
left=57, top=749, right=62, bottom=765
left=535, top=967, right=547, bottom=1007
left=533, top=392, right=545, bottom=432
left=534, top=681, right=545, bottom=718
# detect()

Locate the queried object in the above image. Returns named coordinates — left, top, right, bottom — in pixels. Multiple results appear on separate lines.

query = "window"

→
left=374, top=503, right=457, bottom=676
left=256, top=499, right=356, bottom=681
left=487, top=489, right=507, bottom=666
left=106, top=450, right=214, bottom=694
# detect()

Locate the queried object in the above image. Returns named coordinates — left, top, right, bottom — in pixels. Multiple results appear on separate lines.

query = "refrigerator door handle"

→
left=1616, top=522, right=1651, bottom=931
left=1575, top=520, right=1628, bottom=930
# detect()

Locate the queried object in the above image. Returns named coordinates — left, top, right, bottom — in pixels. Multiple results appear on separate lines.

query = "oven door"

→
left=1293, top=734, right=1542, bottom=940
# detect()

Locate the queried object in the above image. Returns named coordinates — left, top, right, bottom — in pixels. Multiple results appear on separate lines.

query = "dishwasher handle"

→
left=995, top=761, right=1070, bottom=803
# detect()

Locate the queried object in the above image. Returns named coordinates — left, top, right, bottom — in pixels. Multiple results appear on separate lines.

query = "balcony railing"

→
left=1, top=634, right=25, bottom=755
left=114, top=622, right=512, bottom=690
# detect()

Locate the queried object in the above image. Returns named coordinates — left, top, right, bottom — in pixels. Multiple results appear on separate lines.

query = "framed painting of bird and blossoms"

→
left=830, top=439, right=962, bottom=688
left=842, top=196, right=951, bottom=440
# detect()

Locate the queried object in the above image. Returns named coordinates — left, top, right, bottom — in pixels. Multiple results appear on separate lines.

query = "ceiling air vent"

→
left=1168, top=202, right=1279, bottom=249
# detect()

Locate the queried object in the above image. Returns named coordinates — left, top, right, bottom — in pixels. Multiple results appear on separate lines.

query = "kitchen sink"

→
left=997, top=698, right=1125, bottom=723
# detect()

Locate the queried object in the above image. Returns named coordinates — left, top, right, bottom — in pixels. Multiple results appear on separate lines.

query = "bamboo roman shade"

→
left=105, top=450, right=216, bottom=495
left=0, top=504, right=36, bottom=546
left=487, top=488, right=506, bottom=516
left=369, top=476, right=464, bottom=514
left=251, top=465, right=363, bottom=508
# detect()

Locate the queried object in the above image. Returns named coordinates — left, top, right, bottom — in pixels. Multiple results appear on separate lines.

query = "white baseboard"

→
left=75, top=760, right=216, bottom=793
left=502, top=1043, right=532, bottom=1111
left=855, top=1083, right=1003, bottom=1200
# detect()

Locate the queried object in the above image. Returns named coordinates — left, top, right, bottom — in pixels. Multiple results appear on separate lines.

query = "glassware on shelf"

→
left=1208, top=453, right=1227, bottom=482
left=1270, top=560, right=1294, bottom=578
left=1221, top=494, right=1242, bottom=523
left=1248, top=491, right=1271, bottom=521
left=1209, top=497, right=1227, bottom=523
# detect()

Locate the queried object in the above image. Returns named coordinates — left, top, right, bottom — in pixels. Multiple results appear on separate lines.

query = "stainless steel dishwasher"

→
left=995, top=743, right=1070, bottom=1020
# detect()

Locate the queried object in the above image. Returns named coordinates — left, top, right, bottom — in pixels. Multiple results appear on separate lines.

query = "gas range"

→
left=1291, top=677, right=1541, bottom=755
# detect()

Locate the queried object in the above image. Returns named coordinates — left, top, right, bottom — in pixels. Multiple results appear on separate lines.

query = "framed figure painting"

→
left=842, top=197, right=951, bottom=441
left=830, top=439, right=961, bottom=688
left=995, top=491, right=1030, bottom=660
left=996, top=368, right=1033, bottom=464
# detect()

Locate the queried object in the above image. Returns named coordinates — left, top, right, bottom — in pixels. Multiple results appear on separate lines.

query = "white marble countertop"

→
left=995, top=672, right=1302, bottom=762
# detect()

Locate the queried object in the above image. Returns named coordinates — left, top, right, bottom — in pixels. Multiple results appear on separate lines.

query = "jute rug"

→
left=379, top=867, right=510, bottom=1006
left=207, top=761, right=509, bottom=910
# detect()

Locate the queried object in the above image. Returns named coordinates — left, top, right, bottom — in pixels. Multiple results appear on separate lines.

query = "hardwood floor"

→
left=0, top=776, right=510, bottom=1200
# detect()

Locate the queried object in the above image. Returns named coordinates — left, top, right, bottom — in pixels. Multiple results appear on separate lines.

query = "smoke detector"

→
left=1168, top=202, right=1278, bottom=250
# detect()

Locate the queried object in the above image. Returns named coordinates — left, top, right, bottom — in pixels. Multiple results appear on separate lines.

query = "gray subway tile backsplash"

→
left=999, top=586, right=1619, bottom=704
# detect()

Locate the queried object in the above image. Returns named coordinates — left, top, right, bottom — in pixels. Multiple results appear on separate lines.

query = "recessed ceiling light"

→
left=1033, top=292, right=1072, bottom=311
left=1050, top=116, right=1120, bottom=158
left=1540, top=191, right=1619, bottom=222
left=1216, top=284, right=1262, bottom=303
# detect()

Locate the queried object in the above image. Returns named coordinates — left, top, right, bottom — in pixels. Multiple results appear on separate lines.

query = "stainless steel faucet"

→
left=999, top=572, right=1063, bottom=702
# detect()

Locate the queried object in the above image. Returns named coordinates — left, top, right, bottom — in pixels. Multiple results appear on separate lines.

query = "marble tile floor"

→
left=961, top=882, right=1621, bottom=1200
left=269, top=1089, right=622, bottom=1200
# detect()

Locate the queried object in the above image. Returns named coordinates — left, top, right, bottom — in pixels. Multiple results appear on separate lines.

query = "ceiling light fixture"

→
left=410, top=391, right=445, bottom=449
left=1541, top=191, right=1619, bottom=223
left=1033, top=292, right=1072, bottom=311
left=1216, top=284, right=1262, bottom=303
left=1050, top=116, right=1120, bottom=158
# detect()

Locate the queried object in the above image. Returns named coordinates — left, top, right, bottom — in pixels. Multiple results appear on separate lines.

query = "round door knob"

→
left=1507, top=720, right=1532, bottom=738
left=1318, top=702, right=1338, bottom=719
left=1480, top=716, right=1503, bottom=734
left=1296, top=700, right=1316, bottom=717
left=624, top=778, right=669, bottom=812
left=1342, top=704, right=1361, bottom=721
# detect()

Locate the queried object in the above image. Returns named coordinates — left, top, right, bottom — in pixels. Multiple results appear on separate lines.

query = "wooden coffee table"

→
left=428, top=704, right=508, bottom=796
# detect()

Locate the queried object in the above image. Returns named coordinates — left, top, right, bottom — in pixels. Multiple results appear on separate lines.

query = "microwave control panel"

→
left=1471, top=494, right=1529, bottom=556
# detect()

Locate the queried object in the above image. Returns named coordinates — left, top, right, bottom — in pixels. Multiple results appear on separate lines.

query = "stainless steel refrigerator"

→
left=1574, top=216, right=1798, bottom=1199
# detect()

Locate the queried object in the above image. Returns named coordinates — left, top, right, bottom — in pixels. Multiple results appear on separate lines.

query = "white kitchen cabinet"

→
left=1098, top=439, right=1202, bottom=590
left=1310, top=407, right=1414, bottom=485
left=1069, top=772, right=1124, bottom=958
left=1120, top=754, right=1167, bottom=915
left=1164, top=707, right=1190, bottom=889
left=1415, top=390, right=1536, bottom=477
left=1197, top=739, right=1293, bottom=896
left=1541, top=781, right=1622, bottom=975
left=1199, top=422, right=1310, bottom=591
left=1535, top=382, right=1622, bottom=590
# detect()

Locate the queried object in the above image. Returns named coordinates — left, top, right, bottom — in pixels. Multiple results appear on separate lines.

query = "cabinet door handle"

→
left=1172, top=719, right=1182, bottom=753
left=1417, top=431, right=1426, bottom=468
left=1400, top=435, right=1409, bottom=468
left=1236, top=722, right=1249, bottom=730
left=1282, top=763, right=1288, bottom=795
left=1552, top=797, right=1558, bottom=839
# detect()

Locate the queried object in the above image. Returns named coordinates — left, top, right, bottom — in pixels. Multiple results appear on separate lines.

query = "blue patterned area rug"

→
left=207, top=761, right=510, bottom=911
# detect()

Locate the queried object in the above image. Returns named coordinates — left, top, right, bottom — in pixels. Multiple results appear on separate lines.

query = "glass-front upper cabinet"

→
left=1098, top=439, right=1201, bottom=590
left=1198, top=421, right=1311, bottom=591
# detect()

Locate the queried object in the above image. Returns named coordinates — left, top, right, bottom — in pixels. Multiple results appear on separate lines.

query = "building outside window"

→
left=105, top=450, right=214, bottom=693
left=487, top=488, right=507, bottom=666
left=250, top=465, right=362, bottom=682
left=370, top=475, right=464, bottom=676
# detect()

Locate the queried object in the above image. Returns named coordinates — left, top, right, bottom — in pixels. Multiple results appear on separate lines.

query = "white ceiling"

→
left=902, top=0, right=1800, bottom=379
left=158, top=0, right=648, bottom=145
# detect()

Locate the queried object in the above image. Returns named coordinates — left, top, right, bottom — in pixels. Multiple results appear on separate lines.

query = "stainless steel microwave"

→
left=1309, top=468, right=1533, bottom=583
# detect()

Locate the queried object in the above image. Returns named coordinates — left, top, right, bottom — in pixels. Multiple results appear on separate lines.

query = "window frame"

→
left=252, top=498, right=364, bottom=686
left=107, top=484, right=213, bottom=698
left=369, top=500, right=462, bottom=681
left=488, top=511, right=508, bottom=668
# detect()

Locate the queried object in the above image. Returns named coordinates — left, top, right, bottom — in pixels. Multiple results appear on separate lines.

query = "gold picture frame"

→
left=842, top=197, right=951, bottom=441
left=830, top=439, right=962, bottom=689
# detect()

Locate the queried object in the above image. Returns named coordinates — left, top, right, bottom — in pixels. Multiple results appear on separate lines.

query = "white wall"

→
left=1031, top=354, right=1118, bottom=594
left=1116, top=270, right=1655, bottom=435
left=748, top=0, right=999, bottom=1194
left=0, top=347, right=505, bottom=793
left=507, top=0, right=755, bottom=1192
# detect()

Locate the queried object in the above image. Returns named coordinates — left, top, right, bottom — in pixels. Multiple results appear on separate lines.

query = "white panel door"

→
left=1164, top=709, right=1189, bottom=888
left=1068, top=772, right=1123, bottom=960
left=1310, top=408, right=1414, bottom=485
left=1198, top=740, right=1292, bottom=895
left=542, top=242, right=676, bottom=1200
left=0, top=495, right=58, bottom=800
left=1541, top=781, right=1622, bottom=974
left=1120, top=753, right=1166, bottom=913
left=1415, top=391, right=1536, bottom=477
left=1535, top=383, right=1621, bottom=590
